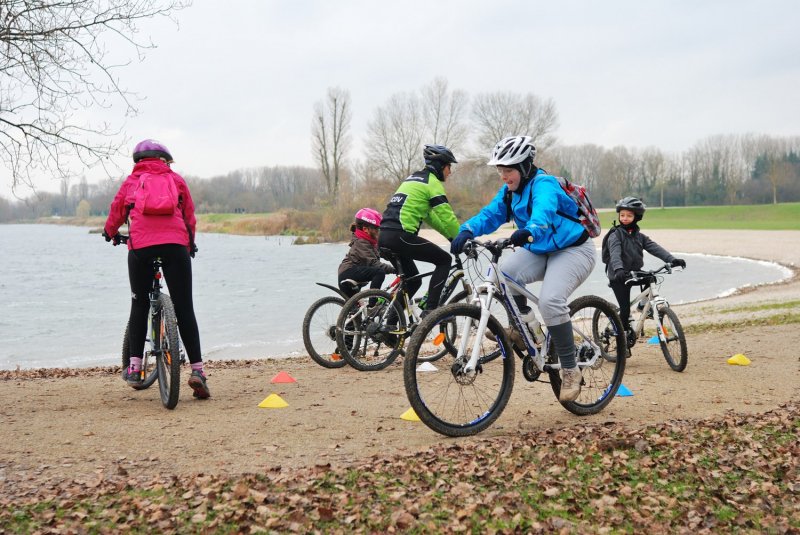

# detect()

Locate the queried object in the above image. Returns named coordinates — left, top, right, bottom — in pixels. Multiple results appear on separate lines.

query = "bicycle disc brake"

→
left=450, top=358, right=480, bottom=385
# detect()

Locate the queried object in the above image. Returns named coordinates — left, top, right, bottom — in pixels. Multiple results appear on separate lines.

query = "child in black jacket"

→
left=606, top=197, right=686, bottom=346
left=338, top=208, right=395, bottom=297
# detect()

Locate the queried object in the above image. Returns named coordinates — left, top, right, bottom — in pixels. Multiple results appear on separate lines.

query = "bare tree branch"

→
left=0, top=0, right=190, bottom=194
left=471, top=91, right=559, bottom=157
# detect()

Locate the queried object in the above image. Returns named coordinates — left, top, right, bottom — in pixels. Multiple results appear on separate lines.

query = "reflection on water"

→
left=0, top=224, right=790, bottom=369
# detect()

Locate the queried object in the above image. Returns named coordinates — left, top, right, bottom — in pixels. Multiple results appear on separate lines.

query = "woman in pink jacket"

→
left=103, top=139, right=209, bottom=399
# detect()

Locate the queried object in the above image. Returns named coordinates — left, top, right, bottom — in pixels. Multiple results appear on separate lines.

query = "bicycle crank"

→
left=521, top=356, right=541, bottom=382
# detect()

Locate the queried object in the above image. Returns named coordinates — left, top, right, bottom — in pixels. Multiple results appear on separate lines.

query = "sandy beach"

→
left=1, top=229, right=798, bottom=481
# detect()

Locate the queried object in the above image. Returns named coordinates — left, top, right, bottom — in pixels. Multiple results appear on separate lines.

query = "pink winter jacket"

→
left=104, top=159, right=197, bottom=251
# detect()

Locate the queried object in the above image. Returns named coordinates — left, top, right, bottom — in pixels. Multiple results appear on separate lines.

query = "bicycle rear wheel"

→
left=121, top=322, right=158, bottom=390
left=591, top=305, right=625, bottom=363
left=416, top=289, right=468, bottom=363
left=302, top=295, right=348, bottom=368
left=656, top=306, right=688, bottom=372
left=550, top=295, right=625, bottom=416
left=155, top=295, right=181, bottom=409
left=336, top=289, right=404, bottom=371
left=404, top=303, right=515, bottom=437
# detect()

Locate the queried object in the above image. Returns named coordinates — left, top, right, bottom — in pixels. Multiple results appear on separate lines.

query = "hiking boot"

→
left=188, top=370, right=211, bottom=399
left=559, top=367, right=582, bottom=402
left=126, top=367, right=144, bottom=388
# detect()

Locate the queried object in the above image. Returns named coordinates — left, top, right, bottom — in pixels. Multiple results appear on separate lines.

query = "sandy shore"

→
left=1, top=229, right=798, bottom=480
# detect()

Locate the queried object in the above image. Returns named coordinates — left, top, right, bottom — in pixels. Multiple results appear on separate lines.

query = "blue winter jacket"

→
left=460, top=169, right=587, bottom=254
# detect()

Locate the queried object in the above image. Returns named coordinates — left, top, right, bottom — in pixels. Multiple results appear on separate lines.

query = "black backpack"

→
left=601, top=222, right=623, bottom=265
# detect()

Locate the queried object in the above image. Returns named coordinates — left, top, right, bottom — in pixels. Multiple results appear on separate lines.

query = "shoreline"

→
left=2, top=227, right=798, bottom=371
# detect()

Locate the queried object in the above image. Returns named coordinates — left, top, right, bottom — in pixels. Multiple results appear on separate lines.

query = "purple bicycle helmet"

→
left=132, top=139, right=174, bottom=163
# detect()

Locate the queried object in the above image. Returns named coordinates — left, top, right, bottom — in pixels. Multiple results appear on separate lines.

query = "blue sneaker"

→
left=188, top=370, right=210, bottom=399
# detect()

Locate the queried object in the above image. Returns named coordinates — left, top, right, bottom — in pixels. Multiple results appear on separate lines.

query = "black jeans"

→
left=128, top=244, right=202, bottom=364
left=377, top=229, right=451, bottom=310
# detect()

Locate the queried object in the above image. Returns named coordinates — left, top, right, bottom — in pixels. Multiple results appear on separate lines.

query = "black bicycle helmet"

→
left=423, top=144, right=457, bottom=165
left=616, top=196, right=646, bottom=220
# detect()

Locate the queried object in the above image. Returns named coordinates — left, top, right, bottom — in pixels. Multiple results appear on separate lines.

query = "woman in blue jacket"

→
left=450, top=136, right=596, bottom=402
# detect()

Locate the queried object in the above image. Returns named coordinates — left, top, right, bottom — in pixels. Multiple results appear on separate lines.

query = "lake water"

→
left=0, top=224, right=791, bottom=370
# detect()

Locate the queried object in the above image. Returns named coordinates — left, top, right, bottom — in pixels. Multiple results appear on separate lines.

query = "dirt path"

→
left=1, top=230, right=799, bottom=482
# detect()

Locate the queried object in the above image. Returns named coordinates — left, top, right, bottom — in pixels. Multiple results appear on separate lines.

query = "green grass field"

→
left=598, top=202, right=800, bottom=230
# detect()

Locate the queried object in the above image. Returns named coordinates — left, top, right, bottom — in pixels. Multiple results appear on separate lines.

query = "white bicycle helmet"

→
left=487, top=136, right=536, bottom=166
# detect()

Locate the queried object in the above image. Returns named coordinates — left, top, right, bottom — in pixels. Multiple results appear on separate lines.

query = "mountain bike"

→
left=301, top=279, right=366, bottom=368
left=608, top=263, right=688, bottom=371
left=403, top=238, right=626, bottom=437
left=113, top=235, right=184, bottom=409
left=336, top=252, right=498, bottom=372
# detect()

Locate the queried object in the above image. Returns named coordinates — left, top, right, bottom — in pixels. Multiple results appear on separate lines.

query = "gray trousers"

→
left=500, top=239, right=597, bottom=326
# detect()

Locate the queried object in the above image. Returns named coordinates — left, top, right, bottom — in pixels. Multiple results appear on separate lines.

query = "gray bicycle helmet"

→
left=616, top=196, right=647, bottom=217
left=423, top=144, right=457, bottom=165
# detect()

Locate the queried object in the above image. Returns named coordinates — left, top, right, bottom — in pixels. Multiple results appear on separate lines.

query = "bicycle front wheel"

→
left=404, top=303, right=515, bottom=437
left=302, top=295, right=348, bottom=368
left=656, top=306, right=688, bottom=372
left=155, top=295, right=181, bottom=409
left=336, top=289, right=405, bottom=371
left=551, top=295, right=626, bottom=416
left=121, top=322, right=158, bottom=389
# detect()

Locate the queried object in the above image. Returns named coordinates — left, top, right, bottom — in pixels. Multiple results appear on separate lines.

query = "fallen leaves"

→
left=1, top=401, right=798, bottom=533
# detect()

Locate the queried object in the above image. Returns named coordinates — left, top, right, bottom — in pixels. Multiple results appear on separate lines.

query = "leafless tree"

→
left=551, top=143, right=604, bottom=193
left=766, top=160, right=794, bottom=204
left=0, top=0, right=189, bottom=194
left=365, top=92, right=424, bottom=183
left=311, top=87, right=351, bottom=199
left=471, top=91, right=559, bottom=157
left=421, top=77, right=469, bottom=150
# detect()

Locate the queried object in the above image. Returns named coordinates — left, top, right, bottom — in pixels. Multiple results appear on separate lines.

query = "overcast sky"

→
left=5, top=0, right=799, bottom=197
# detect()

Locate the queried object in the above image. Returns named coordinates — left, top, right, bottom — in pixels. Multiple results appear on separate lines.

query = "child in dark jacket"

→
left=338, top=208, right=395, bottom=297
left=606, top=197, right=686, bottom=346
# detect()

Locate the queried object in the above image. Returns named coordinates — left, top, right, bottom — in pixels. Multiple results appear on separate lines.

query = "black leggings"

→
left=338, top=266, right=387, bottom=298
left=378, top=229, right=451, bottom=310
left=609, top=279, right=643, bottom=328
left=128, top=244, right=202, bottom=364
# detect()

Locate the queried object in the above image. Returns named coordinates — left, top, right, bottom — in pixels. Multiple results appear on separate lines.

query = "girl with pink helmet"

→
left=337, top=208, right=395, bottom=297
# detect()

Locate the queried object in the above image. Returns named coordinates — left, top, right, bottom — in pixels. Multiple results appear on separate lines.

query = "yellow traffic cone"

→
left=258, top=393, right=289, bottom=408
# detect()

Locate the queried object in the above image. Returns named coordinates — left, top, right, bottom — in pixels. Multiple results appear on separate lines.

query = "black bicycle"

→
left=301, top=279, right=366, bottom=368
left=335, top=252, right=496, bottom=371
left=110, top=235, right=184, bottom=409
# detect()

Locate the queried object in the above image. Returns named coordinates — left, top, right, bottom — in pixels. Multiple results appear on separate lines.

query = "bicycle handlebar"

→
left=627, top=263, right=683, bottom=283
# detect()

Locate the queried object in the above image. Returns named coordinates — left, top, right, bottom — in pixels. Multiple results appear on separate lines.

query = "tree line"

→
left=2, top=76, right=799, bottom=225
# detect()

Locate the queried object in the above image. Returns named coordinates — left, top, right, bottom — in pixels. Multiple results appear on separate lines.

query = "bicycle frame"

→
left=145, top=259, right=166, bottom=365
left=461, top=240, right=602, bottom=375
left=382, top=257, right=469, bottom=330
left=626, top=265, right=674, bottom=344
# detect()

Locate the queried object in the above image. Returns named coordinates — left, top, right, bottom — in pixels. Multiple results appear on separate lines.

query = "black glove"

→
left=509, top=228, right=532, bottom=247
left=190, top=243, right=198, bottom=258
left=103, top=231, right=124, bottom=246
left=450, top=230, right=473, bottom=255
left=671, top=258, right=686, bottom=269
left=613, top=269, right=627, bottom=284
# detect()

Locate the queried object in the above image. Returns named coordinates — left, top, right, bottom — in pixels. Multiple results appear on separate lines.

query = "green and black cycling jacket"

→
left=380, top=169, right=460, bottom=240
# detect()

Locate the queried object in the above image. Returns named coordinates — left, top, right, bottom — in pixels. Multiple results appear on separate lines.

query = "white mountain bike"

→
left=610, top=263, right=688, bottom=372
left=403, top=238, right=626, bottom=437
